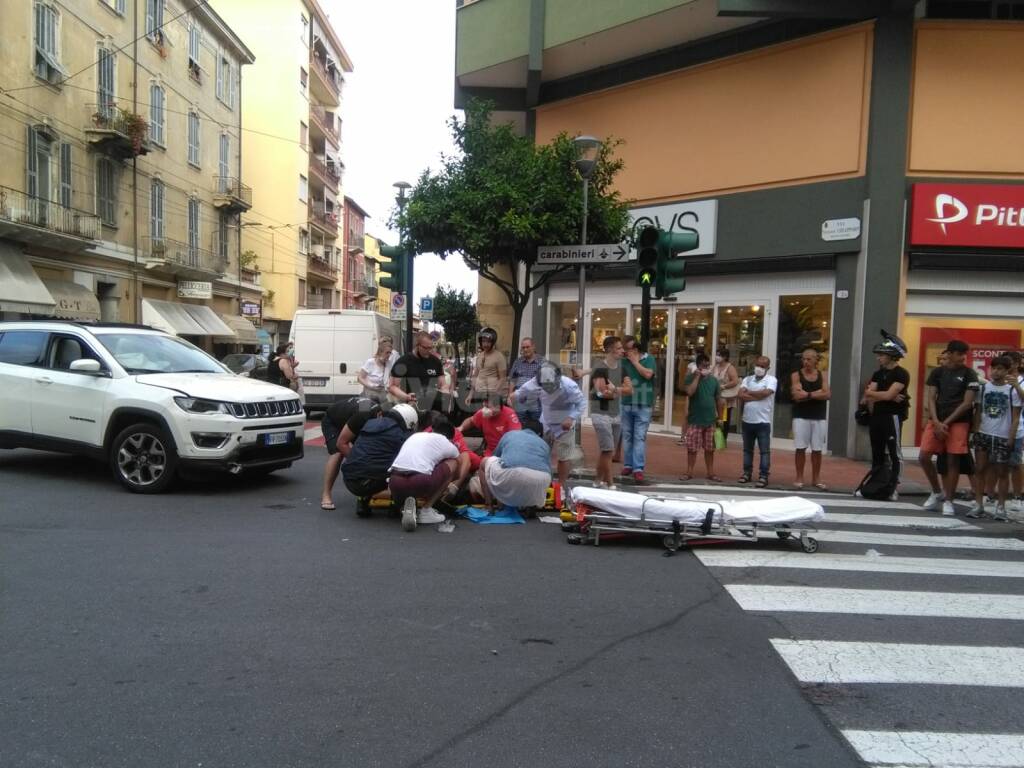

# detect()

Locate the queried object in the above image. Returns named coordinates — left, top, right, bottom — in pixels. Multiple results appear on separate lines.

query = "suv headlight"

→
left=174, top=396, right=229, bottom=414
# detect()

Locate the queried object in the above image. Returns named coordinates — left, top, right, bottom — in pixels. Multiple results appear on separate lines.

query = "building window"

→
left=97, top=45, right=116, bottom=118
left=145, top=0, right=164, bottom=43
left=188, top=23, right=201, bottom=80
left=149, top=83, right=165, bottom=146
left=216, top=53, right=234, bottom=107
left=298, top=174, right=308, bottom=203
left=298, top=278, right=307, bottom=307
left=59, top=142, right=72, bottom=208
left=96, top=157, right=118, bottom=226
left=299, top=67, right=307, bottom=92
left=150, top=180, right=164, bottom=241
left=298, top=228, right=310, bottom=255
left=25, top=125, right=52, bottom=209
left=33, top=1, right=64, bottom=85
left=187, top=197, right=200, bottom=265
left=299, top=121, right=308, bottom=149
left=217, top=214, right=229, bottom=262
left=300, top=12, right=308, bottom=44
left=187, top=110, right=201, bottom=167
left=218, top=133, right=229, bottom=184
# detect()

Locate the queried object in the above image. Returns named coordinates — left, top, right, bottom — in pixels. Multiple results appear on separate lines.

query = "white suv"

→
left=0, top=321, right=305, bottom=493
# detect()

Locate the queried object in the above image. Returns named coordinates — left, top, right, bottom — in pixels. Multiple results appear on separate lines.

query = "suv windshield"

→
left=96, top=333, right=228, bottom=375
left=222, top=354, right=259, bottom=373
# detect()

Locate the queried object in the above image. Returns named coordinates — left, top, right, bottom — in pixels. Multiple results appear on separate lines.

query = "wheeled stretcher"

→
left=565, top=487, right=824, bottom=554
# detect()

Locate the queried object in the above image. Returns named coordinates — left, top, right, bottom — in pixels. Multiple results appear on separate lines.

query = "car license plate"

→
left=263, top=432, right=292, bottom=446
left=302, top=377, right=328, bottom=387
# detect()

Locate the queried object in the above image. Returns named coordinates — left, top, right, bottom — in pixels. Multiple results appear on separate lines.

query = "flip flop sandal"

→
left=707, top=475, right=723, bottom=483
left=678, top=474, right=693, bottom=481
left=813, top=483, right=828, bottom=490
left=320, top=501, right=336, bottom=511
left=794, top=482, right=804, bottom=489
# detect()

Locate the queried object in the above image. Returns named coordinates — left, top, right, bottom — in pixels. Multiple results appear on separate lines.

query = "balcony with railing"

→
left=310, top=106, right=341, bottom=147
left=84, top=103, right=150, bottom=159
left=306, top=249, right=338, bottom=282
left=310, top=50, right=342, bottom=106
left=212, top=176, right=252, bottom=213
left=142, top=235, right=228, bottom=280
left=308, top=155, right=340, bottom=192
left=308, top=201, right=339, bottom=236
left=347, top=232, right=365, bottom=253
left=0, top=185, right=102, bottom=251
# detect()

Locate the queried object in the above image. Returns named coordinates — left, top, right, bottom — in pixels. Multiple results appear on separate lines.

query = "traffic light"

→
left=636, top=225, right=698, bottom=299
left=635, top=227, right=657, bottom=288
left=378, top=243, right=406, bottom=292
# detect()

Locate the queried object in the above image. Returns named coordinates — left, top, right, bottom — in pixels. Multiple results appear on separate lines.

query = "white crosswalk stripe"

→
left=843, top=730, right=1024, bottom=768
left=693, top=500, right=1024, bottom=766
left=726, top=585, right=1024, bottom=620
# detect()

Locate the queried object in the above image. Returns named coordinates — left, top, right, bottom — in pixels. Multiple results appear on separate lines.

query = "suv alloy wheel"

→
left=111, top=422, right=179, bottom=494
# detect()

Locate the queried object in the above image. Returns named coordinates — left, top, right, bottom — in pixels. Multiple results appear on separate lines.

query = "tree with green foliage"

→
left=432, top=285, right=479, bottom=366
left=397, top=100, right=632, bottom=356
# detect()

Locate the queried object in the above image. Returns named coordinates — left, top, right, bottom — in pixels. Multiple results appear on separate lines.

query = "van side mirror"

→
left=338, top=363, right=347, bottom=374
left=69, top=359, right=103, bottom=374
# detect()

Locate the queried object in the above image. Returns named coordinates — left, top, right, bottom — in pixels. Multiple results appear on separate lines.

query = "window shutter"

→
left=26, top=126, right=38, bottom=198
left=215, top=54, right=223, bottom=99
left=219, top=133, right=229, bottom=180
left=229, top=63, right=236, bottom=109
left=59, top=142, right=72, bottom=208
left=145, top=0, right=154, bottom=35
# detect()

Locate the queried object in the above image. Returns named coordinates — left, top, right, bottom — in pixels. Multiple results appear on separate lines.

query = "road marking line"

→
left=304, top=426, right=323, bottom=442
left=727, top=585, right=1024, bottom=620
left=843, top=729, right=1024, bottom=767
left=695, top=550, right=1024, bottom=579
left=814, top=529, right=1024, bottom=551
left=771, top=640, right=1024, bottom=686
left=822, top=513, right=980, bottom=530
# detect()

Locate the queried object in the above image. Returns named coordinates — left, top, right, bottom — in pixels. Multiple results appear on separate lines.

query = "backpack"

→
left=856, top=463, right=897, bottom=501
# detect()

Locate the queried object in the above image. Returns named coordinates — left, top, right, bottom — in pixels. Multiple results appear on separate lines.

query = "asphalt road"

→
left=3, top=446, right=1023, bottom=768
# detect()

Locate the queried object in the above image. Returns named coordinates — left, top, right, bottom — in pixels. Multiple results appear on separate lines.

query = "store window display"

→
left=548, top=301, right=579, bottom=368
left=773, top=295, right=832, bottom=437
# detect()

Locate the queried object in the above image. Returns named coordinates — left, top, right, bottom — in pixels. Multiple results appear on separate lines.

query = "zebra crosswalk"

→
left=694, top=504, right=1024, bottom=768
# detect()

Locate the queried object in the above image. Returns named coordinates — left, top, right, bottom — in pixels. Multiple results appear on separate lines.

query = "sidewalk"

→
left=576, top=426, right=934, bottom=496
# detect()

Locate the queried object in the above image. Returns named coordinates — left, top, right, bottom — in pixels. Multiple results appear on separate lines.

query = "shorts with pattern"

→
left=973, top=432, right=1013, bottom=465
left=684, top=424, right=716, bottom=452
left=1012, top=436, right=1024, bottom=468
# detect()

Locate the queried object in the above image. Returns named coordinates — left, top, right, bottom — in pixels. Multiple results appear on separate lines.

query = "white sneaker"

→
left=888, top=491, right=899, bottom=502
left=417, top=507, right=446, bottom=524
left=401, top=497, right=417, bottom=532
left=992, top=505, right=1010, bottom=522
left=923, top=492, right=944, bottom=511
left=966, top=502, right=985, bottom=519
left=941, top=501, right=956, bottom=517
left=1009, top=498, right=1023, bottom=514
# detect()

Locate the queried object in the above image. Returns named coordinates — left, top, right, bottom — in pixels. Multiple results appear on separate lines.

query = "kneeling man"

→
left=474, top=420, right=552, bottom=511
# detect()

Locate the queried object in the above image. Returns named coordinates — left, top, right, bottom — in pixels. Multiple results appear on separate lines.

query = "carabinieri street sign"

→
left=536, top=243, right=630, bottom=265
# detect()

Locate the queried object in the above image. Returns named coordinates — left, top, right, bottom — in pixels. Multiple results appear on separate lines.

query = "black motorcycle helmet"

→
left=477, top=327, right=497, bottom=347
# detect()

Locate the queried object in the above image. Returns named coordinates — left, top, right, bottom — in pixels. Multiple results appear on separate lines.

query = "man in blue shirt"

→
left=516, top=363, right=585, bottom=486
left=506, top=337, right=546, bottom=422
left=472, top=420, right=552, bottom=509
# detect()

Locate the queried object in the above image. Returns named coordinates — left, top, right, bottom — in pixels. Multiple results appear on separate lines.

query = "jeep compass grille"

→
left=229, top=399, right=302, bottom=419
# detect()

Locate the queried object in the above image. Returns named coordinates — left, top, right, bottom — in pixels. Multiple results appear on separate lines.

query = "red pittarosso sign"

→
left=909, top=183, right=1024, bottom=249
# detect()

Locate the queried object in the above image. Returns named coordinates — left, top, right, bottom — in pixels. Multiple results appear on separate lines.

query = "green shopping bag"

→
left=713, top=425, right=726, bottom=451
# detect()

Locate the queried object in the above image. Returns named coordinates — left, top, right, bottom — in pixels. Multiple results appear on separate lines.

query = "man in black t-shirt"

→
left=389, top=331, right=444, bottom=419
left=321, top=396, right=381, bottom=510
left=919, top=339, right=980, bottom=515
left=862, top=338, right=910, bottom=495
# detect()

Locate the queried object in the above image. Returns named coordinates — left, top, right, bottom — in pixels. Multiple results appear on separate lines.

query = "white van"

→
left=289, top=309, right=402, bottom=411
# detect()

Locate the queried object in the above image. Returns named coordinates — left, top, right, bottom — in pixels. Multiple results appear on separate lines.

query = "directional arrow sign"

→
left=537, top=243, right=632, bottom=265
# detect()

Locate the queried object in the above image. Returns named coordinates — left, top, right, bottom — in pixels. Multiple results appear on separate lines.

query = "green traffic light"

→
left=378, top=243, right=406, bottom=292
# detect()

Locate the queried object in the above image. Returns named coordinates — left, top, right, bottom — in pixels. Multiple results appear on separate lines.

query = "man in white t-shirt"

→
left=389, top=414, right=463, bottom=532
left=968, top=354, right=1022, bottom=521
left=738, top=356, right=777, bottom=488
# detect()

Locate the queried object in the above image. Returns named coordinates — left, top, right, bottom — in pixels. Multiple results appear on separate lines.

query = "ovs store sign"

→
left=910, top=183, right=1024, bottom=249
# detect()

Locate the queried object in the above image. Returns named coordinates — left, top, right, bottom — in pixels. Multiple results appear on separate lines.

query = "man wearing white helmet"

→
left=861, top=331, right=910, bottom=499
left=340, top=403, right=418, bottom=508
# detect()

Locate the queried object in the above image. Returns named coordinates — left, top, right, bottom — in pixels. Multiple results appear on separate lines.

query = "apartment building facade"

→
left=365, top=234, right=391, bottom=316
left=455, top=0, right=1024, bottom=458
left=0, top=0, right=261, bottom=352
left=342, top=196, right=376, bottom=310
left=218, top=0, right=352, bottom=345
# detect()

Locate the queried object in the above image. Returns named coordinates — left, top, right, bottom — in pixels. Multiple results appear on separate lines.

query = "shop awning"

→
left=142, top=298, right=207, bottom=336
left=216, top=313, right=259, bottom=344
left=0, top=243, right=55, bottom=315
left=42, top=279, right=101, bottom=322
left=181, top=303, right=235, bottom=337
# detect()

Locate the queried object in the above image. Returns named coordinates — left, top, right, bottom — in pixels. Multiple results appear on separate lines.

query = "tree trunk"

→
left=508, top=296, right=527, bottom=369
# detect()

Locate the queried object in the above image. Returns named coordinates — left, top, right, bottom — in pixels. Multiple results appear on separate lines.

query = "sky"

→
left=325, top=0, right=478, bottom=302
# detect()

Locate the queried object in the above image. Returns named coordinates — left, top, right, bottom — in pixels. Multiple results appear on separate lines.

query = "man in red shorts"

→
left=919, top=339, right=980, bottom=516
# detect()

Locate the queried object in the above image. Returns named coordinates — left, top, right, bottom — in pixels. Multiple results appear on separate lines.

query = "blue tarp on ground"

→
left=456, top=506, right=525, bottom=525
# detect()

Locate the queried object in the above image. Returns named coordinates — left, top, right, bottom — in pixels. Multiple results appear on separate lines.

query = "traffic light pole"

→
left=405, top=248, right=414, bottom=353
left=640, top=284, right=652, bottom=351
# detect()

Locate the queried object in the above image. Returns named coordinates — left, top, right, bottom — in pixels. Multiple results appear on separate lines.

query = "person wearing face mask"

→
left=516, top=362, right=586, bottom=487
left=712, top=349, right=740, bottom=444
left=680, top=353, right=724, bottom=482
left=738, top=356, right=777, bottom=487
left=459, top=393, right=521, bottom=459
left=268, top=342, right=300, bottom=392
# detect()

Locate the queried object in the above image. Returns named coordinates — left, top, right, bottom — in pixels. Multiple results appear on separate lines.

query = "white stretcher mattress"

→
left=569, top=487, right=824, bottom=526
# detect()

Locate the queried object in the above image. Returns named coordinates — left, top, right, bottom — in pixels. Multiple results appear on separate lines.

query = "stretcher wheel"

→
left=801, top=537, right=819, bottom=554
left=567, top=533, right=585, bottom=545
left=561, top=522, right=580, bottom=533
left=776, top=531, right=792, bottom=540
left=662, top=534, right=681, bottom=552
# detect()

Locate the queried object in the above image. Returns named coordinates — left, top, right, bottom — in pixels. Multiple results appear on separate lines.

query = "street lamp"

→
left=393, top=181, right=412, bottom=352
left=573, top=134, right=602, bottom=364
